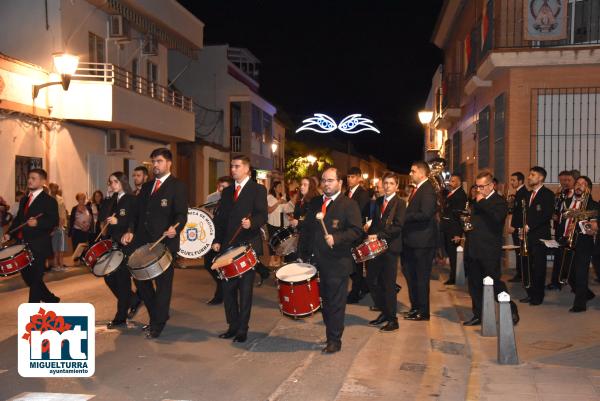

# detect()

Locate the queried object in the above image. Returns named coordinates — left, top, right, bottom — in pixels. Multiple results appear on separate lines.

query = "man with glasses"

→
left=299, top=168, right=362, bottom=353
left=463, top=171, right=519, bottom=326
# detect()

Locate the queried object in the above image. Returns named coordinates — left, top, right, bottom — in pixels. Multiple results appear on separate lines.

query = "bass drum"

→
left=178, top=208, right=215, bottom=259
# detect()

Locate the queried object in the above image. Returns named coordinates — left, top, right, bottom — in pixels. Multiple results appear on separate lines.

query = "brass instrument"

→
left=427, top=158, right=451, bottom=211
left=458, top=201, right=473, bottom=232
left=520, top=198, right=531, bottom=288
left=506, top=193, right=516, bottom=214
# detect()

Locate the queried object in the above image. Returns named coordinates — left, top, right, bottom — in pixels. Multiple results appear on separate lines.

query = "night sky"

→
left=177, top=0, right=444, bottom=172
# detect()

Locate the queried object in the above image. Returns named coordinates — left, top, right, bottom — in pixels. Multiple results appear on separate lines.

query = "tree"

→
left=284, top=140, right=333, bottom=182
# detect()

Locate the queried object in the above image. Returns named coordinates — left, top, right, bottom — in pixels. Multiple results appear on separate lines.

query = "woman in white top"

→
left=267, top=181, right=287, bottom=237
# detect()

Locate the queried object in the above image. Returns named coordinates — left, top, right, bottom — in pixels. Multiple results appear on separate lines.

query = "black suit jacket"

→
left=367, top=194, right=406, bottom=254
left=440, top=187, right=467, bottom=237
left=214, top=179, right=268, bottom=254
left=299, top=194, right=363, bottom=277
left=402, top=180, right=438, bottom=249
left=526, top=185, right=555, bottom=242
left=99, top=193, right=136, bottom=243
left=9, top=191, right=58, bottom=258
left=347, top=185, right=371, bottom=222
left=132, top=175, right=188, bottom=254
left=510, top=185, right=531, bottom=229
left=465, top=192, right=508, bottom=260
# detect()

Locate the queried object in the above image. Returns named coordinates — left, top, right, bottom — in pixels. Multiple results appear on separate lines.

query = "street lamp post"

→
left=33, top=52, right=80, bottom=99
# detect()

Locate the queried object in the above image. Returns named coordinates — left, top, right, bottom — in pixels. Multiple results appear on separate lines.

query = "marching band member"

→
left=463, top=172, right=519, bottom=326
left=345, top=167, right=371, bottom=304
left=132, top=165, right=149, bottom=196
left=299, top=167, right=362, bottom=353
left=211, top=155, right=268, bottom=343
left=402, top=161, right=438, bottom=321
left=3, top=169, right=59, bottom=303
left=289, top=176, right=320, bottom=229
left=99, top=172, right=140, bottom=328
left=566, top=176, right=598, bottom=312
left=439, top=173, right=467, bottom=285
left=507, top=172, right=529, bottom=283
left=366, top=172, right=406, bottom=332
left=520, top=166, right=554, bottom=306
left=121, top=148, right=188, bottom=339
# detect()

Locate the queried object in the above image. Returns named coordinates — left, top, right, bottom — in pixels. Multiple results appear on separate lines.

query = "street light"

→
left=418, top=110, right=433, bottom=125
left=362, top=173, right=369, bottom=180
left=33, top=52, right=80, bottom=99
left=306, top=155, right=317, bottom=164
left=271, top=143, right=278, bottom=153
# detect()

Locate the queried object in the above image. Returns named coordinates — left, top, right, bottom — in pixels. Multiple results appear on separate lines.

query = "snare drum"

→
left=91, top=249, right=124, bottom=277
left=276, top=263, right=321, bottom=318
left=212, top=244, right=257, bottom=280
left=127, top=243, right=173, bottom=281
left=269, top=226, right=299, bottom=256
left=0, top=244, right=33, bottom=276
left=351, top=238, right=388, bottom=263
left=83, top=239, right=113, bottom=269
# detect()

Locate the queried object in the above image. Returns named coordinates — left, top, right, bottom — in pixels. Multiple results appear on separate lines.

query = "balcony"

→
left=49, top=62, right=194, bottom=142
left=434, top=73, right=462, bottom=128
left=231, top=135, right=242, bottom=153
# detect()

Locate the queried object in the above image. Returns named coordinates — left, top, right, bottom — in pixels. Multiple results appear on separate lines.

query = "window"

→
left=15, top=156, right=42, bottom=197
left=494, top=94, right=506, bottom=182
left=88, top=32, right=105, bottom=75
left=147, top=61, right=158, bottom=97
left=251, top=104, right=262, bottom=134
left=477, top=107, right=491, bottom=169
left=452, top=131, right=462, bottom=174
left=532, top=87, right=600, bottom=183
left=230, top=102, right=242, bottom=152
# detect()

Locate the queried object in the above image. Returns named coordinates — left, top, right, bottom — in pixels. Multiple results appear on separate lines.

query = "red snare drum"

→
left=0, top=244, right=33, bottom=276
left=351, top=238, right=388, bottom=263
left=212, top=244, right=257, bottom=280
left=276, top=263, right=321, bottom=318
left=83, top=239, right=113, bottom=270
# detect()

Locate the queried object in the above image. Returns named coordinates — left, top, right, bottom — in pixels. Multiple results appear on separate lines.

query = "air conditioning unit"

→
left=108, top=15, right=130, bottom=40
left=142, top=35, right=158, bottom=56
left=107, top=129, right=130, bottom=153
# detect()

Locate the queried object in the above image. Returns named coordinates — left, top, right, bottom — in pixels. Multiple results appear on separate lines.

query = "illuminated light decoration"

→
left=296, top=113, right=380, bottom=134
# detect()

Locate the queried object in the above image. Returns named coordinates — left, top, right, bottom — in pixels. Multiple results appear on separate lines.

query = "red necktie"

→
left=152, top=179, right=162, bottom=195
left=321, top=197, right=331, bottom=216
left=234, top=185, right=241, bottom=201
left=408, top=187, right=417, bottom=202
left=529, top=190, right=538, bottom=206
left=381, top=198, right=389, bottom=216
left=348, top=190, right=353, bottom=199
left=18, top=194, right=33, bottom=239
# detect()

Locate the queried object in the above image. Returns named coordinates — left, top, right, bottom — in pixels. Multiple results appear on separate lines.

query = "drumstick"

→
left=94, top=213, right=116, bottom=242
left=227, top=213, right=251, bottom=246
left=6, top=213, right=43, bottom=235
left=316, top=212, right=333, bottom=248
left=149, top=222, right=181, bottom=251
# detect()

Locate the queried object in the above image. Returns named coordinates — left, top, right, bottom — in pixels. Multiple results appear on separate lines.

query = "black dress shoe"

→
left=403, top=309, right=418, bottom=319
left=463, top=317, right=481, bottom=326
left=569, top=306, right=586, bottom=312
left=444, top=279, right=456, bottom=285
left=529, top=300, right=542, bottom=306
left=206, top=297, right=223, bottom=305
left=142, top=324, right=151, bottom=331
left=233, top=333, right=247, bottom=343
left=127, top=299, right=142, bottom=320
left=218, top=330, right=236, bottom=339
left=107, top=319, right=126, bottom=329
left=45, top=296, right=60, bottom=303
left=322, top=342, right=341, bottom=354
left=145, top=328, right=162, bottom=339
left=508, top=274, right=522, bottom=283
left=405, top=313, right=429, bottom=321
left=368, top=313, right=387, bottom=326
left=519, top=296, right=531, bottom=303
left=546, top=283, right=561, bottom=291
left=379, top=319, right=399, bottom=332
left=369, top=306, right=382, bottom=312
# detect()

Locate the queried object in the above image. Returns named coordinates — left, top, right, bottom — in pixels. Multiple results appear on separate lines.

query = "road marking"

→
left=6, top=393, right=95, bottom=401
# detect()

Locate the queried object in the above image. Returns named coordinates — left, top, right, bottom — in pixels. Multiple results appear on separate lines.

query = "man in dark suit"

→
left=402, top=161, right=438, bottom=321
left=211, top=155, right=268, bottom=344
left=345, top=166, right=371, bottom=303
left=440, top=173, right=467, bottom=285
left=463, top=171, right=519, bottom=326
left=122, top=148, right=188, bottom=339
left=299, top=167, right=362, bottom=353
left=366, top=172, right=406, bottom=332
left=508, top=172, right=530, bottom=283
left=520, top=166, right=555, bottom=305
left=3, top=169, right=59, bottom=303
left=566, top=176, right=598, bottom=312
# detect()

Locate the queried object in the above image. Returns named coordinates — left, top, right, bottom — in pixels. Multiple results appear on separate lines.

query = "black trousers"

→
left=135, top=264, right=174, bottom=329
left=593, top=253, right=600, bottom=281
left=319, top=274, right=349, bottom=345
left=568, top=241, right=595, bottom=309
left=549, top=246, right=566, bottom=286
left=71, top=228, right=90, bottom=251
left=526, top=240, right=548, bottom=304
left=465, top=255, right=509, bottom=319
left=104, top=262, right=137, bottom=321
left=401, top=246, right=435, bottom=315
left=441, top=231, right=458, bottom=281
left=203, top=250, right=223, bottom=300
left=366, top=252, right=399, bottom=319
left=21, top=251, right=56, bottom=302
left=349, top=260, right=369, bottom=296
left=222, top=269, right=255, bottom=335
left=511, top=231, right=522, bottom=276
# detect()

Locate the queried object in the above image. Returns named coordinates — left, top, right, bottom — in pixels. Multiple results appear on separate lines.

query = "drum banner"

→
left=178, top=208, right=215, bottom=259
left=523, top=0, right=568, bottom=41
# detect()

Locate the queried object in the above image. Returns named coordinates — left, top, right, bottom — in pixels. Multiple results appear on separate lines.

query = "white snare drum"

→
left=178, top=208, right=216, bottom=259
left=128, top=243, right=173, bottom=281
left=91, top=250, right=124, bottom=277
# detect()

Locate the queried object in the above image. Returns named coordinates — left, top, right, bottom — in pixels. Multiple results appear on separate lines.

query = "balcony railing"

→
left=441, top=73, right=462, bottom=112
left=72, top=62, right=193, bottom=112
left=231, top=135, right=241, bottom=152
